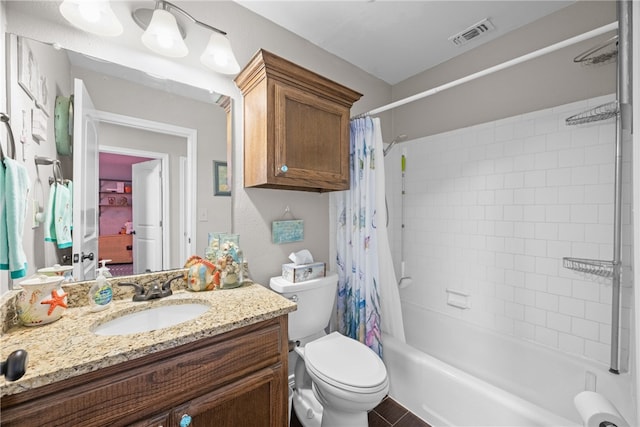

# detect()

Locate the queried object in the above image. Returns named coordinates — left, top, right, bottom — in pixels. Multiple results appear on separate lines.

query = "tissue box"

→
left=282, top=262, right=326, bottom=283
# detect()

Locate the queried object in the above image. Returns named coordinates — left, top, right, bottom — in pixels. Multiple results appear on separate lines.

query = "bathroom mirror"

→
left=6, top=34, right=232, bottom=282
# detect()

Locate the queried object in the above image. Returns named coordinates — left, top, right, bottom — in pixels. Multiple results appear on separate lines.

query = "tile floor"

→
left=290, top=396, right=430, bottom=427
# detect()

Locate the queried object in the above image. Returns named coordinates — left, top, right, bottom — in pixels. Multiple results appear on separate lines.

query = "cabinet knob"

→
left=180, top=414, right=192, bottom=427
left=280, top=165, right=288, bottom=173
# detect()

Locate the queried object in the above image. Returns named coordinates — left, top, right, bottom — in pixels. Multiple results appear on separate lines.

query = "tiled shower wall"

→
left=387, top=94, right=633, bottom=369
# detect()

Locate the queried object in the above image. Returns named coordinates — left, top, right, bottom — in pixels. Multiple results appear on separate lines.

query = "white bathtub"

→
left=382, top=305, right=635, bottom=427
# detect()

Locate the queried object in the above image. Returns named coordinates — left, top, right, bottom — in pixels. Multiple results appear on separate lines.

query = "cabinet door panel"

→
left=171, top=366, right=285, bottom=427
left=274, top=82, right=349, bottom=188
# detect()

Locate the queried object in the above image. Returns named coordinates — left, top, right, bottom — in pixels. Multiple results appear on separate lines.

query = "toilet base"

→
left=292, top=385, right=372, bottom=427
left=320, top=407, right=368, bottom=427
left=292, top=387, right=322, bottom=427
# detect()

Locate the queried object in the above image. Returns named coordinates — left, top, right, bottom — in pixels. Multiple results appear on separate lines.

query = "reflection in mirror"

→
left=7, top=35, right=231, bottom=284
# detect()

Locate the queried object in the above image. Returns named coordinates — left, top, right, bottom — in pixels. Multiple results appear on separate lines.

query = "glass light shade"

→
left=59, top=0, right=123, bottom=37
left=141, top=9, right=189, bottom=58
left=200, top=32, right=241, bottom=75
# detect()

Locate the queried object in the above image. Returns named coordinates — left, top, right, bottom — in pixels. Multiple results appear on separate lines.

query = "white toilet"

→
left=270, top=273, right=389, bottom=427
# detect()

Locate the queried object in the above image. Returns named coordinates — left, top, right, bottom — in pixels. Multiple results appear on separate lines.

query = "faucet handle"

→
left=161, top=274, right=183, bottom=295
left=118, top=282, right=144, bottom=296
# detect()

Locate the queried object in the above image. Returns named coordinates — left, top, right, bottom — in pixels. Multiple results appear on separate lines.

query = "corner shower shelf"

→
left=565, top=101, right=619, bottom=126
left=573, top=35, right=618, bottom=65
left=562, top=257, right=616, bottom=278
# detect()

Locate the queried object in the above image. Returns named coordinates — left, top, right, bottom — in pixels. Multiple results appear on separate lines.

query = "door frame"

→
left=95, top=110, right=197, bottom=269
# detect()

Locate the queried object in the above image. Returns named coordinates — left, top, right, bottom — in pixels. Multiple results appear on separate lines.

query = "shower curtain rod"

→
left=353, top=21, right=618, bottom=119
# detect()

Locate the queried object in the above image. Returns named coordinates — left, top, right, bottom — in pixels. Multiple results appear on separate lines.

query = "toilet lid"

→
left=304, top=332, right=387, bottom=392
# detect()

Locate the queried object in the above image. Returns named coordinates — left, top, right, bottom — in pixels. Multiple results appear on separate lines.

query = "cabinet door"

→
left=272, top=82, right=350, bottom=191
left=171, top=366, right=285, bottom=427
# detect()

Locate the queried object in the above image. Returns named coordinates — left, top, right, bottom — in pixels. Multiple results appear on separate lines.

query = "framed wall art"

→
left=17, top=37, right=38, bottom=101
left=214, top=160, right=230, bottom=196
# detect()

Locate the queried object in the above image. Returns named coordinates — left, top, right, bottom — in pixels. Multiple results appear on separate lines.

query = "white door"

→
left=72, top=79, right=99, bottom=281
left=132, top=159, right=163, bottom=273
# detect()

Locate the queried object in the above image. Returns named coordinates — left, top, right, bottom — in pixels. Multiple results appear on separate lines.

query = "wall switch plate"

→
left=198, top=208, right=208, bottom=221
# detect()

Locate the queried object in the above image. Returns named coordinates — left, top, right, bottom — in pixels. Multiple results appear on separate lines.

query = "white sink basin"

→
left=93, top=303, right=210, bottom=336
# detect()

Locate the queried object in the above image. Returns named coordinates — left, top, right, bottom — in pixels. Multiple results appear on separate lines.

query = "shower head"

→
left=383, top=134, right=408, bottom=156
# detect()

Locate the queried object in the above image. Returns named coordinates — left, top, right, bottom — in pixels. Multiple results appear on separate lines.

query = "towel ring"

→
left=1, top=112, right=17, bottom=161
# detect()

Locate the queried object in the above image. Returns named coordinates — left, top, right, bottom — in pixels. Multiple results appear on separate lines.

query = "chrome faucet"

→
left=118, top=275, right=182, bottom=302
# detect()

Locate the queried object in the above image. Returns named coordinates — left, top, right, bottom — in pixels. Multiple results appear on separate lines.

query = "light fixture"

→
left=59, top=0, right=123, bottom=37
left=133, top=1, right=241, bottom=75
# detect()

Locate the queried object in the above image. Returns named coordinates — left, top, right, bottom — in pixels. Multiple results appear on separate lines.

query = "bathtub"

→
left=382, top=305, right=635, bottom=427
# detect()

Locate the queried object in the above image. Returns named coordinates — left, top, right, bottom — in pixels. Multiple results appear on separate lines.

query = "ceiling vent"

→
left=449, top=18, right=495, bottom=46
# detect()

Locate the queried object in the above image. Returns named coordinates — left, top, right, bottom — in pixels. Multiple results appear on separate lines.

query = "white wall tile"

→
left=559, top=296, right=585, bottom=317
left=535, top=326, right=559, bottom=347
left=584, top=339, right=609, bottom=365
left=547, top=312, right=571, bottom=333
left=570, top=205, right=599, bottom=223
left=536, top=291, right=559, bottom=311
left=525, top=306, right=547, bottom=326
left=559, top=333, right=584, bottom=355
left=571, top=317, right=600, bottom=340
left=396, top=96, right=626, bottom=367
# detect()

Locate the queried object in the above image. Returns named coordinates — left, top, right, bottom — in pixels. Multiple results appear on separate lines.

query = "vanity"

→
left=0, top=272, right=296, bottom=426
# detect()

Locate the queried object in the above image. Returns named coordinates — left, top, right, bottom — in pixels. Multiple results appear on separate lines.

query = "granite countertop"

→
left=0, top=280, right=296, bottom=398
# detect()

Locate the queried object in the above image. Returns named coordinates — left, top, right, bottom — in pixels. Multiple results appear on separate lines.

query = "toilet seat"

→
left=304, top=332, right=388, bottom=394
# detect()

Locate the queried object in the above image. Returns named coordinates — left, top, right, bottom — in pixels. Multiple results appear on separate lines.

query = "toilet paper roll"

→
left=574, top=391, right=629, bottom=427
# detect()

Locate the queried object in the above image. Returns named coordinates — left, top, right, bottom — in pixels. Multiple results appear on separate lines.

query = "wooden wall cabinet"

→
left=1, top=316, right=289, bottom=427
left=235, top=49, right=362, bottom=192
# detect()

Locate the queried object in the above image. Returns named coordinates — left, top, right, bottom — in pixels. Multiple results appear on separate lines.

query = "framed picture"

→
left=17, top=37, right=38, bottom=101
left=36, top=75, right=51, bottom=116
left=214, top=161, right=230, bottom=196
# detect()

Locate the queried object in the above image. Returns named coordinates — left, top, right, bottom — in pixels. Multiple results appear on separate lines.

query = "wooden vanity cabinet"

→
left=235, top=49, right=363, bottom=192
left=0, top=316, right=289, bottom=427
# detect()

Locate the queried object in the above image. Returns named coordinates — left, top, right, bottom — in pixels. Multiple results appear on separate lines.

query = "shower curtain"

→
left=335, top=116, right=405, bottom=358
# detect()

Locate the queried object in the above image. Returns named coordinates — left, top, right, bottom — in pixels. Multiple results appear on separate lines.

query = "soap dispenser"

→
left=88, top=260, right=113, bottom=312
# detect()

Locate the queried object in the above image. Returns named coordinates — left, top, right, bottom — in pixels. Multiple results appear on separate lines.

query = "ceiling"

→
left=8, top=1, right=574, bottom=88
left=236, top=1, right=575, bottom=84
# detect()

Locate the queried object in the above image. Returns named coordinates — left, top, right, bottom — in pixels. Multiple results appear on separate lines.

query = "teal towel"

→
left=44, top=183, right=57, bottom=243
left=54, top=183, right=72, bottom=249
left=66, top=180, right=73, bottom=231
left=0, top=158, right=30, bottom=279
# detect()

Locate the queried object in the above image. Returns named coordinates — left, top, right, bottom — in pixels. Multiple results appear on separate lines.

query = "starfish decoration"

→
left=40, top=289, right=68, bottom=316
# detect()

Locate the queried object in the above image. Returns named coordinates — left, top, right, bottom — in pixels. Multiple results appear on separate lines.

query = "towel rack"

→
left=34, top=156, right=66, bottom=185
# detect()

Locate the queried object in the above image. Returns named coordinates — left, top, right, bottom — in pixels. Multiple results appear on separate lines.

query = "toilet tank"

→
left=270, top=273, right=338, bottom=341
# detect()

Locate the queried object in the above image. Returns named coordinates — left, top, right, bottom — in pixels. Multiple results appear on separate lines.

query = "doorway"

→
left=98, top=152, right=158, bottom=276
left=99, top=146, right=172, bottom=276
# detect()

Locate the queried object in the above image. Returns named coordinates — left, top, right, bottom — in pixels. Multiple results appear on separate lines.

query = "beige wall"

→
left=391, top=1, right=617, bottom=141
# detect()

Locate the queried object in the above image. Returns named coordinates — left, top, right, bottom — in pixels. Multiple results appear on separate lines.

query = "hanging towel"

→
left=65, top=180, right=73, bottom=231
left=44, top=182, right=72, bottom=249
left=54, top=183, right=72, bottom=249
left=44, top=183, right=57, bottom=243
left=0, top=158, right=30, bottom=279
